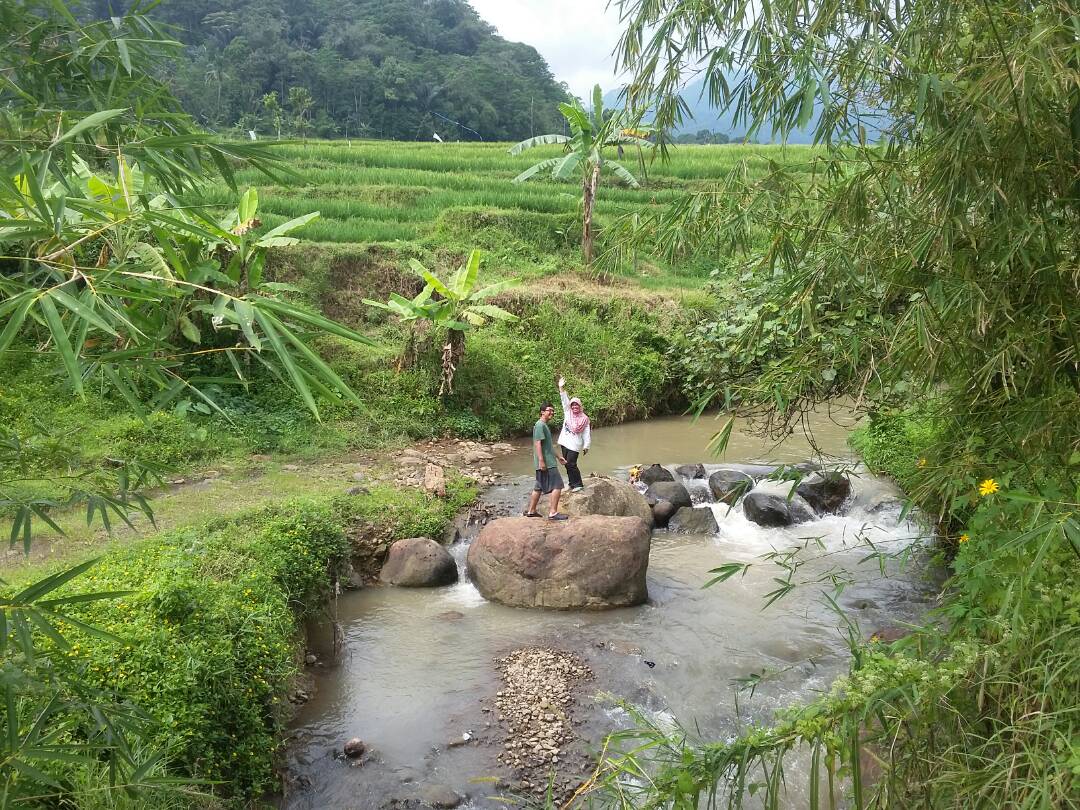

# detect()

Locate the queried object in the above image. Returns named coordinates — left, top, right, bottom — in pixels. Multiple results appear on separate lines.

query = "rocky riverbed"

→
left=492, top=647, right=595, bottom=799
left=281, top=416, right=936, bottom=810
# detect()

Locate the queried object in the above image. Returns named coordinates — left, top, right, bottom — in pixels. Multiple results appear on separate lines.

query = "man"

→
left=524, top=402, right=569, bottom=520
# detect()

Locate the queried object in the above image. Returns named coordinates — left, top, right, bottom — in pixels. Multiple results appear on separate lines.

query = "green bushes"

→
left=447, top=298, right=675, bottom=435
left=52, top=500, right=349, bottom=798
left=110, top=412, right=218, bottom=468
left=333, top=479, right=477, bottom=541
left=39, top=479, right=476, bottom=804
left=848, top=404, right=942, bottom=492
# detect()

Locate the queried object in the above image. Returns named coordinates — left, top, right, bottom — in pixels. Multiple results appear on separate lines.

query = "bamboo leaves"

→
left=0, top=555, right=155, bottom=808
left=1, top=171, right=370, bottom=420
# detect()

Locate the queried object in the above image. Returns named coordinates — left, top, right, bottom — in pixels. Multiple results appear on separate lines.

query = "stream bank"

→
left=281, top=414, right=939, bottom=809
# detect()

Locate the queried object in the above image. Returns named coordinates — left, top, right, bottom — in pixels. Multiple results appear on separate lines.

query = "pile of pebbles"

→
left=492, top=647, right=594, bottom=795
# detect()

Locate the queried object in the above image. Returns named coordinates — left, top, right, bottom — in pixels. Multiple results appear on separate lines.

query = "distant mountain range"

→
left=605, top=78, right=818, bottom=145
left=600, top=77, right=885, bottom=145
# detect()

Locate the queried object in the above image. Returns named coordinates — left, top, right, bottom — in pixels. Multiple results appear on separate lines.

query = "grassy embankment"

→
left=4, top=141, right=816, bottom=543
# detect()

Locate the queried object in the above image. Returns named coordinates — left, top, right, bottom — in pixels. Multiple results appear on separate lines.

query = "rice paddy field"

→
left=192, top=140, right=816, bottom=283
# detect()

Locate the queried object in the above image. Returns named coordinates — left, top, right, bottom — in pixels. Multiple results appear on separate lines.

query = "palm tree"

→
left=509, top=85, right=653, bottom=264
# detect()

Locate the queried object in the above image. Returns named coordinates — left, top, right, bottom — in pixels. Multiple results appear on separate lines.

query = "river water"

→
left=281, top=414, right=936, bottom=809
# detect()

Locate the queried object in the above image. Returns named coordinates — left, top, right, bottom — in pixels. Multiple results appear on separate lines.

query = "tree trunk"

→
left=439, top=328, right=466, bottom=398
left=582, top=163, right=600, bottom=265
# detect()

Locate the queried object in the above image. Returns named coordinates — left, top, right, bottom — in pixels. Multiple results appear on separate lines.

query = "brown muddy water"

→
left=281, top=414, right=937, bottom=809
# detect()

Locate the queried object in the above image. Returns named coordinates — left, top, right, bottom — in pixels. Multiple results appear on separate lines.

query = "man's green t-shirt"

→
left=532, top=419, right=558, bottom=470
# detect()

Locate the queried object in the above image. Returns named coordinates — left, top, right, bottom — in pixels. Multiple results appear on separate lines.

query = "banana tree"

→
left=364, top=250, right=517, bottom=397
left=509, top=85, right=654, bottom=264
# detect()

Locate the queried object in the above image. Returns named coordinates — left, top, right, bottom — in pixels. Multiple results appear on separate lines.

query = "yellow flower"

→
left=916, top=457, right=927, bottom=468
left=978, top=478, right=1000, bottom=496
left=958, top=533, right=970, bottom=544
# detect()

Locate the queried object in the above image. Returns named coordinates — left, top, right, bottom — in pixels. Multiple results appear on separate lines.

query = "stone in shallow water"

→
left=646, top=481, right=692, bottom=510
left=708, top=469, right=755, bottom=503
left=741, top=481, right=817, bottom=527
left=743, top=492, right=795, bottom=527
left=667, top=506, right=719, bottom=534
left=467, top=516, right=650, bottom=609
left=675, top=463, right=707, bottom=479
left=420, top=783, right=463, bottom=807
left=651, top=499, right=676, bottom=528
left=561, top=478, right=653, bottom=526
left=796, top=471, right=853, bottom=514
left=638, top=463, right=674, bottom=485
left=379, top=538, right=458, bottom=587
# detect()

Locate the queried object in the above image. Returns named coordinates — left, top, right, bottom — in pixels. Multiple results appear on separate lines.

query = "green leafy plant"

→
left=0, top=422, right=163, bottom=552
left=1, top=2, right=374, bottom=427
left=589, top=0, right=1080, bottom=807
left=0, top=558, right=178, bottom=808
left=364, top=249, right=517, bottom=396
left=509, top=85, right=653, bottom=264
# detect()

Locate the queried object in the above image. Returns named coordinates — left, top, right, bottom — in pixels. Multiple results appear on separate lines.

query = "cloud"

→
left=468, top=0, right=625, bottom=98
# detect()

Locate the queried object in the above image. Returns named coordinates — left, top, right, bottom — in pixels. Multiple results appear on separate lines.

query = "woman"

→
left=556, top=375, right=591, bottom=492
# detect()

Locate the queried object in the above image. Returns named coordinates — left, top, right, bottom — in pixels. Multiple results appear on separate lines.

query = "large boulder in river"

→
left=562, top=478, right=653, bottom=526
left=796, top=471, right=852, bottom=514
left=646, top=481, right=692, bottom=510
left=675, top=463, right=707, bottom=480
left=742, top=482, right=816, bottom=527
left=651, top=499, right=677, bottom=528
left=638, top=464, right=674, bottom=485
left=467, top=516, right=650, bottom=610
left=667, top=506, right=719, bottom=534
left=708, top=469, right=755, bottom=504
left=379, top=537, right=458, bottom=587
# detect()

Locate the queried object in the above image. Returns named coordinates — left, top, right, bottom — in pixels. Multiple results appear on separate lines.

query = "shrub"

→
left=332, top=477, right=477, bottom=542
left=109, top=412, right=219, bottom=468
left=51, top=500, right=350, bottom=799
left=848, top=404, right=942, bottom=492
left=34, top=481, right=478, bottom=803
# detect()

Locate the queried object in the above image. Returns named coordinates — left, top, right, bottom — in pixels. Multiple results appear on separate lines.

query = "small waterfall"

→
left=443, top=539, right=486, bottom=607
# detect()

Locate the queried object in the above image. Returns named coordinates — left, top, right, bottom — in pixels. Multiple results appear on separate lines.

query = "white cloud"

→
left=468, top=0, right=625, bottom=98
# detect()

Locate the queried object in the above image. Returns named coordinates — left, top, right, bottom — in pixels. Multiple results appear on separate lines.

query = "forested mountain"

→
left=84, top=0, right=571, bottom=141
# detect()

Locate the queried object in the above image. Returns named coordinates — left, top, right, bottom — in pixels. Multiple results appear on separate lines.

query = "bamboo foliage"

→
left=1, top=2, right=373, bottom=427
left=584, top=0, right=1080, bottom=807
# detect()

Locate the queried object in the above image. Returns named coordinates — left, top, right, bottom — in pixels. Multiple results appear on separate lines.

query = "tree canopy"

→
left=82, top=0, right=572, bottom=141
left=596, top=0, right=1080, bottom=806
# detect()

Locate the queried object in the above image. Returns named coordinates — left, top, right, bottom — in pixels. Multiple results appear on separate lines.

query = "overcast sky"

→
left=468, top=0, right=625, bottom=99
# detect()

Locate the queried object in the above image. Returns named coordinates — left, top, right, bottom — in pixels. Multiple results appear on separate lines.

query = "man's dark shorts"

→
left=534, top=468, right=565, bottom=494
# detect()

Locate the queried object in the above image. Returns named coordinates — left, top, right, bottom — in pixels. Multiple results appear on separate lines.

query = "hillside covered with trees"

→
left=84, top=0, right=571, bottom=141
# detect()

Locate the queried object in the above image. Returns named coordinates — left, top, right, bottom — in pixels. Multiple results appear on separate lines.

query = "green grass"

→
left=190, top=140, right=817, bottom=280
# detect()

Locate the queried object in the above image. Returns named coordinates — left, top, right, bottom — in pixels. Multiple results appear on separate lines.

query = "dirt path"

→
left=0, top=437, right=523, bottom=577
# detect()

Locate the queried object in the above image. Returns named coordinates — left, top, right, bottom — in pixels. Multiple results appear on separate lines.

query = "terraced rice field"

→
left=194, top=141, right=817, bottom=248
